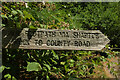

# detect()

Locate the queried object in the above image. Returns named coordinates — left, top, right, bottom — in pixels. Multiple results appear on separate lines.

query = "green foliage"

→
left=2, top=2, right=119, bottom=79
left=27, top=62, right=42, bottom=71
left=55, top=2, right=120, bottom=47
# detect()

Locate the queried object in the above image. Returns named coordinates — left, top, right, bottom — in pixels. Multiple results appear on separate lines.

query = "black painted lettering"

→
left=94, top=33, right=99, bottom=39
left=73, top=32, right=78, bottom=38
left=44, top=31, right=48, bottom=37
left=74, top=41, right=79, bottom=46
left=63, top=40, right=67, bottom=46
left=37, top=31, right=44, bottom=38
left=66, top=32, right=69, bottom=37
left=51, top=40, right=55, bottom=46
left=47, top=40, right=50, bottom=46
left=44, top=31, right=56, bottom=37
left=82, top=33, right=87, bottom=38
left=54, top=40, right=58, bottom=46
left=59, top=32, right=69, bottom=37
left=81, top=33, right=87, bottom=38
left=52, top=32, right=56, bottom=37
left=91, top=34, right=95, bottom=39
left=28, top=31, right=34, bottom=39
left=67, top=41, right=71, bottom=46
left=35, top=40, right=38, bottom=45
left=38, top=40, right=43, bottom=46
left=25, top=30, right=32, bottom=39
left=21, top=39, right=29, bottom=45
left=85, top=41, right=90, bottom=47
left=35, top=40, right=43, bottom=46
left=74, top=40, right=90, bottom=47
left=78, top=41, right=82, bottom=46
left=48, top=31, right=52, bottom=37
left=57, top=40, right=62, bottom=46
left=59, top=32, right=63, bottom=37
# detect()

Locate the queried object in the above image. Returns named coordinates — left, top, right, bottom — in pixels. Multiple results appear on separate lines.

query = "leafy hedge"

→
left=1, top=2, right=120, bottom=79
left=2, top=2, right=120, bottom=47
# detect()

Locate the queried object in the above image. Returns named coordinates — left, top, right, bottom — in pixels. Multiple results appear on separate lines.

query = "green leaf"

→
left=27, top=62, right=42, bottom=71
left=79, top=71, right=84, bottom=76
left=0, top=66, right=5, bottom=73
left=64, top=64, right=71, bottom=72
left=107, top=63, right=110, bottom=69
left=40, top=24, right=47, bottom=28
left=69, top=59, right=75, bottom=63
left=4, top=6, right=11, bottom=11
left=53, top=67, right=57, bottom=70
left=50, top=58, right=57, bottom=64
left=43, top=67, right=47, bottom=71
left=103, top=58, right=106, bottom=62
left=68, top=70, right=76, bottom=76
left=52, top=50, right=59, bottom=60
left=43, top=64, right=51, bottom=71
left=60, top=62, right=65, bottom=65
left=17, top=10, right=23, bottom=17
left=16, top=22, right=21, bottom=28
left=8, top=15, right=12, bottom=18
left=2, top=24, right=5, bottom=27
left=29, top=25, right=37, bottom=29
left=70, top=63, right=74, bottom=67
left=23, top=10, right=35, bottom=20
left=1, top=15, right=8, bottom=19
left=11, top=10, right=18, bottom=15
left=4, top=74, right=11, bottom=78
left=4, top=74, right=17, bottom=80
left=46, top=75, right=50, bottom=80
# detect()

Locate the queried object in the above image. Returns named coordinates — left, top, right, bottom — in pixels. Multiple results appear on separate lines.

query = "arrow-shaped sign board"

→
left=2, top=28, right=110, bottom=50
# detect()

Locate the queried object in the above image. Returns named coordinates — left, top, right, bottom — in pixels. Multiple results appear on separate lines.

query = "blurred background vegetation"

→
left=1, top=2, right=120, bottom=79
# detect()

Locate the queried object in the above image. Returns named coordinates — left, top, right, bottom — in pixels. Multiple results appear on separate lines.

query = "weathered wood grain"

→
left=2, top=28, right=110, bottom=50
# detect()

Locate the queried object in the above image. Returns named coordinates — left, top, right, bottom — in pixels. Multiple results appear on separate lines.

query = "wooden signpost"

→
left=2, top=28, right=110, bottom=50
